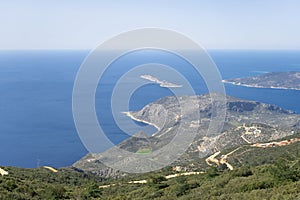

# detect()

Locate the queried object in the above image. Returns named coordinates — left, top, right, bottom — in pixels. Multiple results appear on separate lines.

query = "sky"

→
left=1, top=0, right=300, bottom=50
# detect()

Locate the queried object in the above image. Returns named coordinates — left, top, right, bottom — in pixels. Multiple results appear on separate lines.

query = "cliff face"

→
left=73, top=94, right=300, bottom=176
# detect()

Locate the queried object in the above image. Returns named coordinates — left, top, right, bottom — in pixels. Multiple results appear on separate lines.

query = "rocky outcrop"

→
left=0, top=168, right=8, bottom=176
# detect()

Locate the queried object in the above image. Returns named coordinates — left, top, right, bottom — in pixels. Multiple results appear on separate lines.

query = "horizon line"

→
left=1, top=48, right=300, bottom=51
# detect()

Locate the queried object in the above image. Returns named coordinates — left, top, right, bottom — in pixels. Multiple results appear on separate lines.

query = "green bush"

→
left=206, top=167, right=219, bottom=178
left=231, top=166, right=253, bottom=177
left=270, top=158, right=300, bottom=183
left=84, top=181, right=101, bottom=199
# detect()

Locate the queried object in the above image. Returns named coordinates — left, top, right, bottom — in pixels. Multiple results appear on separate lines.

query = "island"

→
left=140, top=74, right=182, bottom=88
left=223, top=71, right=300, bottom=90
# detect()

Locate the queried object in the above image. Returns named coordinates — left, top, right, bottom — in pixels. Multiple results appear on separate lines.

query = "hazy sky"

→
left=1, top=0, right=300, bottom=49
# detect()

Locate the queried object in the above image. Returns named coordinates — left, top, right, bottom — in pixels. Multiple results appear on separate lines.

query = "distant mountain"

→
left=73, top=94, right=300, bottom=177
left=223, top=71, right=300, bottom=90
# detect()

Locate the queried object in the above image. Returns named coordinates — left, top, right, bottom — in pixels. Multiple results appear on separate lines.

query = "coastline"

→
left=222, top=80, right=300, bottom=91
left=122, top=111, right=161, bottom=131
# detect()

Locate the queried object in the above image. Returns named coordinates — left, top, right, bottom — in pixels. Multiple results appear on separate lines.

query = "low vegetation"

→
left=1, top=159, right=299, bottom=199
left=1, top=135, right=299, bottom=199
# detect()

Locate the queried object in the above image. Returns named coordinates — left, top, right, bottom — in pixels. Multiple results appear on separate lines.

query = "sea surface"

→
left=1, top=49, right=300, bottom=168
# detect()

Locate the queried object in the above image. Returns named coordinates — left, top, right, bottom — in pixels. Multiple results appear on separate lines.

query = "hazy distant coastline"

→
left=223, top=71, right=300, bottom=91
left=222, top=80, right=300, bottom=91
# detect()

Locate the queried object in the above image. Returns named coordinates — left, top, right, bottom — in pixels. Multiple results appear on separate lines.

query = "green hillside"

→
left=1, top=135, right=299, bottom=200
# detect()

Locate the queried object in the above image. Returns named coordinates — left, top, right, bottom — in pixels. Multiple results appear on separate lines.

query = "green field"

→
left=136, top=148, right=153, bottom=155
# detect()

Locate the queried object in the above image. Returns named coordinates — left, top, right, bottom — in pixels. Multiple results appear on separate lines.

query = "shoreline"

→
left=122, top=111, right=160, bottom=131
left=222, top=80, right=300, bottom=91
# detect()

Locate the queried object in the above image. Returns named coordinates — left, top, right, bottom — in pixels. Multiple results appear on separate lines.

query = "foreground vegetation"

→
left=1, top=136, right=299, bottom=199
left=1, top=159, right=299, bottom=200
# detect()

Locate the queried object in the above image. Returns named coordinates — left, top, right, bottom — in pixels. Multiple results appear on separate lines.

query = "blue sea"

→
left=1, top=49, right=300, bottom=168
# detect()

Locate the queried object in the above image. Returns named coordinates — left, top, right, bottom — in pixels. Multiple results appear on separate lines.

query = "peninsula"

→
left=223, top=71, right=300, bottom=90
left=140, top=74, right=182, bottom=88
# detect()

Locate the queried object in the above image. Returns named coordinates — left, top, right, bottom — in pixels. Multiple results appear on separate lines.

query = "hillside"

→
left=1, top=134, right=299, bottom=199
left=95, top=138, right=300, bottom=200
left=74, top=94, right=300, bottom=176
